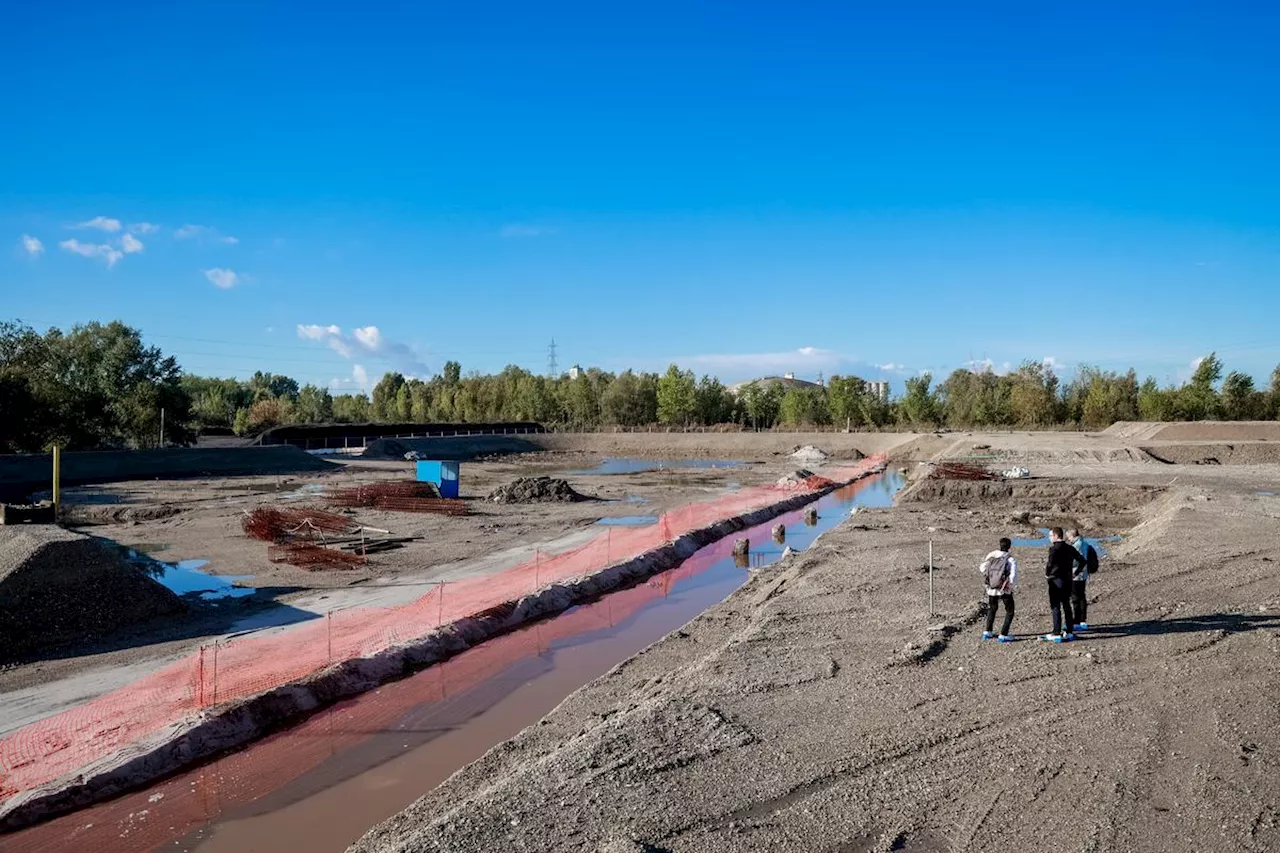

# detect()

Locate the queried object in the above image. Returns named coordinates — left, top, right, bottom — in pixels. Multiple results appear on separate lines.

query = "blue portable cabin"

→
left=415, top=460, right=460, bottom=499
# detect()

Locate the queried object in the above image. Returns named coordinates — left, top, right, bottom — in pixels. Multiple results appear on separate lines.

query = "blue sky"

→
left=3, top=1, right=1278, bottom=393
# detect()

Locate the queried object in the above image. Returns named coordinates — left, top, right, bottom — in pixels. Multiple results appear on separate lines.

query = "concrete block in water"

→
left=732, top=537, right=750, bottom=557
left=772, top=523, right=785, bottom=543
left=803, top=507, right=818, bottom=526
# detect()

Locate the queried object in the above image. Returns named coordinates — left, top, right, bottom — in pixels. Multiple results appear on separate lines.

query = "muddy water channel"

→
left=8, top=472, right=903, bottom=853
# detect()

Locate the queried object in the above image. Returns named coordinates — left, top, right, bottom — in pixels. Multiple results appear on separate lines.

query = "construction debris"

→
left=327, top=481, right=441, bottom=508
left=775, top=469, right=836, bottom=490
left=241, top=506, right=358, bottom=543
left=267, top=543, right=366, bottom=570
left=488, top=477, right=589, bottom=504
left=928, top=462, right=1001, bottom=481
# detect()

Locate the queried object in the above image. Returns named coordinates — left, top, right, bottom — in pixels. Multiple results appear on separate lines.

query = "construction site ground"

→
left=345, top=428, right=1280, bottom=853
left=3, top=425, right=1280, bottom=852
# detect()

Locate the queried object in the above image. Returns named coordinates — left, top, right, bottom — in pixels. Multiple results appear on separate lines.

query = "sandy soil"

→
left=0, top=441, right=869, bottom=728
left=350, top=457, right=1280, bottom=853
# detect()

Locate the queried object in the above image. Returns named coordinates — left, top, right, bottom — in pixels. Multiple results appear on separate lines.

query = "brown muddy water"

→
left=6, top=473, right=902, bottom=853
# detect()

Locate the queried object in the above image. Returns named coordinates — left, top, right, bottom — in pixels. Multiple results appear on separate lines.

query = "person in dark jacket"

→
left=1043, top=527, right=1082, bottom=642
left=1067, top=528, right=1097, bottom=630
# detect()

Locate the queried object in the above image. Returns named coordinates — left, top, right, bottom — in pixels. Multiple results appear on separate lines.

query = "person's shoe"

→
left=1076, top=622, right=1089, bottom=631
left=1042, top=633, right=1063, bottom=643
left=997, top=634, right=1015, bottom=643
left=981, top=631, right=995, bottom=640
left=1062, top=632, right=1076, bottom=642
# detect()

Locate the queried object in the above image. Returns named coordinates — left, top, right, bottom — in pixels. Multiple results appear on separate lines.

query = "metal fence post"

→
left=437, top=581, right=445, bottom=627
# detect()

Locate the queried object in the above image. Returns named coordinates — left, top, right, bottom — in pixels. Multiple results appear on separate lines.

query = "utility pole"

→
left=159, top=408, right=165, bottom=448
left=547, top=339, right=559, bottom=378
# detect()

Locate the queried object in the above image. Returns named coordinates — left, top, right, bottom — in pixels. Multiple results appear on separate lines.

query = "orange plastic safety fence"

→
left=0, top=456, right=884, bottom=805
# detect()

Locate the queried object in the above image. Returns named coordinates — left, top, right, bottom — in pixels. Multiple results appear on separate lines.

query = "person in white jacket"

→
left=979, top=537, right=1018, bottom=642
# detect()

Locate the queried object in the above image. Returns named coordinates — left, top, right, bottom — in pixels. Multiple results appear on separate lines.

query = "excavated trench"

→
left=6, top=473, right=904, bottom=853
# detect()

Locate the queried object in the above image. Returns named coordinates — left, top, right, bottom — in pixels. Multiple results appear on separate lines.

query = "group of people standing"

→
left=977, top=527, right=1099, bottom=643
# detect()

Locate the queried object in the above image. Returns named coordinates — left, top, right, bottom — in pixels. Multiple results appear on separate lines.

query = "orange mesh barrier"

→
left=0, top=456, right=884, bottom=809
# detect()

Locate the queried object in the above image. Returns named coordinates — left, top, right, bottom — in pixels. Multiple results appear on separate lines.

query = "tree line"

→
left=3, top=319, right=1279, bottom=453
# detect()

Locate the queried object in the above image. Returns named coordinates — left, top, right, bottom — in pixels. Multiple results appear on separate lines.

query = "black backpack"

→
left=1084, top=542, right=1100, bottom=574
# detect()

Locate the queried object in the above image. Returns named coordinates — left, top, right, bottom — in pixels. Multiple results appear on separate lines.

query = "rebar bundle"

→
left=266, top=543, right=366, bottom=569
left=369, top=496, right=469, bottom=515
left=930, top=462, right=1000, bottom=481
left=241, top=506, right=358, bottom=543
left=326, top=481, right=440, bottom=508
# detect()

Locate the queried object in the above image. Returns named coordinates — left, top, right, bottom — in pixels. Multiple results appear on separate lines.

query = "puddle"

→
left=621, top=495, right=650, bottom=505
left=1258, top=490, right=1276, bottom=497
left=129, top=554, right=256, bottom=601
left=1010, top=529, right=1121, bottom=558
left=12, top=472, right=902, bottom=853
left=566, top=457, right=746, bottom=476
left=595, top=515, right=659, bottom=527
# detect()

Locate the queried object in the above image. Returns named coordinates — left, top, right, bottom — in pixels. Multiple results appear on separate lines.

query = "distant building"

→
left=727, top=374, right=822, bottom=396
left=866, top=380, right=890, bottom=401
left=568, top=365, right=583, bottom=380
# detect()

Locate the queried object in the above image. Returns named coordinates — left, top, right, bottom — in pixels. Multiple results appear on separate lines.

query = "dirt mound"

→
left=1140, top=443, right=1280, bottom=465
left=789, top=445, right=830, bottom=463
left=487, top=477, right=590, bottom=504
left=1147, top=421, right=1280, bottom=442
left=0, top=527, right=186, bottom=663
left=900, top=479, right=1164, bottom=522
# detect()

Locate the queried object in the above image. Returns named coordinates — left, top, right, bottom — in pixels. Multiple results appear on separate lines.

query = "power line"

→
left=547, top=338, right=558, bottom=377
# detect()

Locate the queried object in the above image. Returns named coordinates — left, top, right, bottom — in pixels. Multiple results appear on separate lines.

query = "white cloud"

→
left=353, top=365, right=369, bottom=389
left=72, top=216, right=122, bottom=233
left=297, top=323, right=429, bottom=375
left=120, top=233, right=145, bottom=254
left=20, top=235, right=44, bottom=257
left=675, top=347, right=845, bottom=379
left=877, top=362, right=908, bottom=373
left=500, top=223, right=555, bottom=238
left=128, top=222, right=160, bottom=234
left=203, top=267, right=240, bottom=289
left=175, top=224, right=238, bottom=244
left=59, top=238, right=123, bottom=267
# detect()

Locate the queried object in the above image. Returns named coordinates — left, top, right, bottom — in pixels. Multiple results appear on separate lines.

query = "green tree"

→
left=371, top=372, right=406, bottom=421
left=899, top=373, right=938, bottom=426
left=694, top=375, right=733, bottom=426
left=294, top=384, right=335, bottom=423
left=778, top=387, right=829, bottom=426
left=332, top=393, right=371, bottom=423
left=1008, top=361, right=1059, bottom=427
left=248, top=371, right=299, bottom=402
left=656, top=365, right=697, bottom=426
left=408, top=380, right=432, bottom=421
left=1175, top=353, right=1223, bottom=420
left=442, top=360, right=461, bottom=386
left=601, top=370, right=658, bottom=426
left=1221, top=371, right=1257, bottom=421
left=1138, top=377, right=1176, bottom=421
left=826, top=375, right=866, bottom=428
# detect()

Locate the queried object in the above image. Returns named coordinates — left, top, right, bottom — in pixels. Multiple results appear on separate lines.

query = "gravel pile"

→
left=789, top=445, right=830, bottom=463
left=487, top=477, right=590, bottom=504
left=0, top=526, right=185, bottom=663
